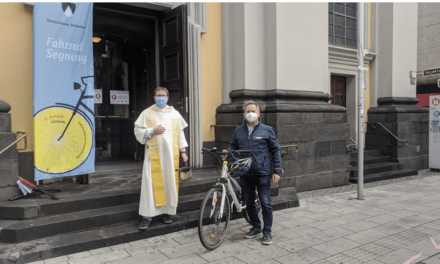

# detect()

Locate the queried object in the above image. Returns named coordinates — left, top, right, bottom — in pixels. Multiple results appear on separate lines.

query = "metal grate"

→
left=331, top=75, right=347, bottom=108
left=329, top=3, right=357, bottom=49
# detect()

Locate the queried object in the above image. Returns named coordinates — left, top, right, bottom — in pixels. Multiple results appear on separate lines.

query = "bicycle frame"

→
left=216, top=160, right=246, bottom=219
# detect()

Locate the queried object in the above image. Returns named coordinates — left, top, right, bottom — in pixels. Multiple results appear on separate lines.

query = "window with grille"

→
left=329, top=3, right=357, bottom=49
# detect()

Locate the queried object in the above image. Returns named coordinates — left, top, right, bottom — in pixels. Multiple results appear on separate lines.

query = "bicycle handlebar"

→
left=201, top=148, right=250, bottom=155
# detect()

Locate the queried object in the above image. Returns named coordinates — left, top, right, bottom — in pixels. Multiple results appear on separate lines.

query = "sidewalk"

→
left=29, top=171, right=440, bottom=264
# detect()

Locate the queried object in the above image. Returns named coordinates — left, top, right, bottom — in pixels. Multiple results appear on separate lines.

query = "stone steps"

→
left=0, top=187, right=299, bottom=264
left=349, top=149, right=418, bottom=183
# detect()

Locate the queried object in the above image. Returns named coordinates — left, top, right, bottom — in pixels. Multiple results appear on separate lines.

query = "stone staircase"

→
left=349, top=149, right=418, bottom=183
left=0, top=168, right=299, bottom=264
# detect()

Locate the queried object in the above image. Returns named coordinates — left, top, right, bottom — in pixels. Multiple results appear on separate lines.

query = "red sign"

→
left=111, top=94, right=117, bottom=100
left=433, top=98, right=440, bottom=106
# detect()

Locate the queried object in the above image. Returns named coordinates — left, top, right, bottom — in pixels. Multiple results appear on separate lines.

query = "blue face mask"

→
left=155, top=97, right=168, bottom=107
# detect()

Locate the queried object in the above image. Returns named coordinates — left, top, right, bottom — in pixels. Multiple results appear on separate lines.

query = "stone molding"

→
left=217, top=89, right=347, bottom=113
left=368, top=97, right=429, bottom=114
left=0, top=100, right=11, bottom=113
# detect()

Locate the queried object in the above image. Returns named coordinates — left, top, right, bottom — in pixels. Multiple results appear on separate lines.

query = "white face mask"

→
left=245, top=112, right=258, bottom=123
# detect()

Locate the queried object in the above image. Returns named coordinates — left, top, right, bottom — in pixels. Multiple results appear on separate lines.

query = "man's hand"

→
left=221, top=150, right=228, bottom=161
left=181, top=153, right=188, bottom=163
left=153, top=125, right=165, bottom=134
left=272, top=174, right=280, bottom=184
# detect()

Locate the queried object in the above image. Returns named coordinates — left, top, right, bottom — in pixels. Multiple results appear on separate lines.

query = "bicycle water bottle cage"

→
left=228, top=157, right=252, bottom=178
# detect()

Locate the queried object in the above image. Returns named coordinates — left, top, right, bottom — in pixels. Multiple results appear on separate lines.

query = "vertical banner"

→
left=33, top=3, right=94, bottom=181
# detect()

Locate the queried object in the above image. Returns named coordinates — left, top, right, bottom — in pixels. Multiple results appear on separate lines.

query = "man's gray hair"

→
left=243, top=100, right=260, bottom=112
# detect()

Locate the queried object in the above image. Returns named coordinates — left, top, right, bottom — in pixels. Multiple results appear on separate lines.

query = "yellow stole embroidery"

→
left=145, top=108, right=181, bottom=207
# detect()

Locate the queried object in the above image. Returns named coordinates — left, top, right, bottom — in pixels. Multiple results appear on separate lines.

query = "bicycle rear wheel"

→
left=242, top=198, right=263, bottom=225
left=198, top=187, right=230, bottom=250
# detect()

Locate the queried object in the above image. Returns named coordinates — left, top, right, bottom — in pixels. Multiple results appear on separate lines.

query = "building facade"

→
left=0, top=2, right=427, bottom=194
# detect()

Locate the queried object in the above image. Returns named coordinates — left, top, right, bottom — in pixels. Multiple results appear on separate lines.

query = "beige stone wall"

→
left=0, top=3, right=34, bottom=151
left=201, top=3, right=222, bottom=142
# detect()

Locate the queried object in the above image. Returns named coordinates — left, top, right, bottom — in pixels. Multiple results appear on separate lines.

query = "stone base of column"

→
left=366, top=97, right=429, bottom=171
left=215, top=89, right=351, bottom=192
left=0, top=101, right=19, bottom=201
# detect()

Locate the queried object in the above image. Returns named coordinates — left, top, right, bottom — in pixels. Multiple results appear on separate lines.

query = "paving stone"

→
left=341, top=220, right=380, bottom=232
left=109, top=243, right=132, bottom=251
left=67, top=251, right=92, bottom=260
left=371, top=222, right=413, bottom=235
left=277, top=216, right=318, bottom=228
left=398, top=216, right=433, bottom=227
left=197, top=242, right=252, bottom=262
left=386, top=209, right=420, bottom=218
left=277, top=225, right=321, bottom=238
left=344, top=229, right=388, bottom=244
left=344, top=247, right=379, bottom=262
left=126, top=239, right=180, bottom=256
left=360, top=242, right=393, bottom=256
left=374, top=237, right=408, bottom=251
left=235, top=245, right=290, bottom=264
left=365, top=214, right=401, bottom=225
left=43, top=255, right=68, bottom=264
left=68, top=249, right=131, bottom=264
left=309, top=227, right=354, bottom=242
left=172, top=233, right=200, bottom=245
left=274, top=248, right=330, bottom=264
left=332, top=212, right=370, bottom=223
left=404, top=237, right=440, bottom=259
left=105, top=250, right=169, bottom=264
left=158, top=253, right=208, bottom=264
left=325, top=253, right=359, bottom=264
left=208, top=256, right=246, bottom=264
left=305, top=219, right=347, bottom=230
left=89, top=247, right=112, bottom=255
left=420, top=253, right=440, bottom=264
left=276, top=235, right=325, bottom=252
left=312, top=237, right=361, bottom=255
left=374, top=248, right=421, bottom=264
left=357, top=207, right=391, bottom=217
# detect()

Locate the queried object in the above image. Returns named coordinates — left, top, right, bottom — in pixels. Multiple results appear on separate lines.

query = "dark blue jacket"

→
left=227, top=120, right=282, bottom=176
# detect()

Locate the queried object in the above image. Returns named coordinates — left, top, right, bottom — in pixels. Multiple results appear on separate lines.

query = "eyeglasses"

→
left=155, top=94, right=168, bottom=98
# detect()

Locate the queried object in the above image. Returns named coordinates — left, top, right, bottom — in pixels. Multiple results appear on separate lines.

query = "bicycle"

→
left=34, top=76, right=94, bottom=174
left=198, top=147, right=263, bottom=250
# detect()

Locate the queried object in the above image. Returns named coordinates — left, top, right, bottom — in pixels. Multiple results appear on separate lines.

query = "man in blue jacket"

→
left=226, top=100, right=282, bottom=245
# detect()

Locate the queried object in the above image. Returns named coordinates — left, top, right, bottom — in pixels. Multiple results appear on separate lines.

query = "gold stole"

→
left=145, top=109, right=180, bottom=207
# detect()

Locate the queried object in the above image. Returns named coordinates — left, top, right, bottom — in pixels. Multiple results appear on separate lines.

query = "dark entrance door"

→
left=159, top=5, right=188, bottom=120
left=331, top=75, right=347, bottom=108
left=93, top=4, right=188, bottom=163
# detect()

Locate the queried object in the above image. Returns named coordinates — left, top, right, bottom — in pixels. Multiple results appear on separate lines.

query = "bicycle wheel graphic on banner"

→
left=34, top=105, right=93, bottom=174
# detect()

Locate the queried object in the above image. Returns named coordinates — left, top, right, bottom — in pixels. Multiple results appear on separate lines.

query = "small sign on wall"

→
left=110, top=90, right=129, bottom=105
left=94, top=89, right=102, bottom=104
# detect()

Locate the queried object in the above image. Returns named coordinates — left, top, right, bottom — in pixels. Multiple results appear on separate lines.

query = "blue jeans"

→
left=240, top=174, right=273, bottom=234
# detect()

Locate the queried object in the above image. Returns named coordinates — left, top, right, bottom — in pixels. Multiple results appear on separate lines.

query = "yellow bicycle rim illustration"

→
left=34, top=106, right=93, bottom=173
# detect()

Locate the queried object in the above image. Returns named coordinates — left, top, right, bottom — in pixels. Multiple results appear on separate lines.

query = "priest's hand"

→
left=153, top=125, right=165, bottom=134
left=182, top=153, right=188, bottom=162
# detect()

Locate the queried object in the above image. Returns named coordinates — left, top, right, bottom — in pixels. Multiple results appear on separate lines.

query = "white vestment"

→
left=134, top=104, right=188, bottom=217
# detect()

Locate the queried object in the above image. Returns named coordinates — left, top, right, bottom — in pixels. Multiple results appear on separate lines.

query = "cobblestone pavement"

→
left=29, top=170, right=440, bottom=264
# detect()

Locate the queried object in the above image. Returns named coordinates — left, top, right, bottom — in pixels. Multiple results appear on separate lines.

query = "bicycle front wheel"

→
left=198, top=187, right=230, bottom=250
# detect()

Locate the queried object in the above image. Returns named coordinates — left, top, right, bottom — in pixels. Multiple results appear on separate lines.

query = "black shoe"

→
left=262, top=232, right=272, bottom=245
left=138, top=218, right=151, bottom=230
left=244, top=227, right=262, bottom=238
left=161, top=214, right=172, bottom=224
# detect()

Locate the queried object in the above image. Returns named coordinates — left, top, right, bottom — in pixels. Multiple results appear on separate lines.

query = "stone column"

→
left=367, top=3, right=428, bottom=171
left=0, top=100, right=19, bottom=201
left=217, top=3, right=350, bottom=191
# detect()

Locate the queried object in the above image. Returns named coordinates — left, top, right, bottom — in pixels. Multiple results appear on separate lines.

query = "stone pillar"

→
left=367, top=3, right=428, bottom=171
left=217, top=3, right=350, bottom=192
left=0, top=100, right=19, bottom=201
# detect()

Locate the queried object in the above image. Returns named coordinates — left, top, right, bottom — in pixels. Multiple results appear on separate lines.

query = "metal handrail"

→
left=347, top=138, right=356, bottom=152
left=366, top=122, right=409, bottom=146
left=0, top=131, right=27, bottom=156
left=280, top=145, right=299, bottom=157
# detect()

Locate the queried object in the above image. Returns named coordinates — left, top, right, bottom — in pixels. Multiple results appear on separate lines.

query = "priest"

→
left=134, top=86, right=188, bottom=230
